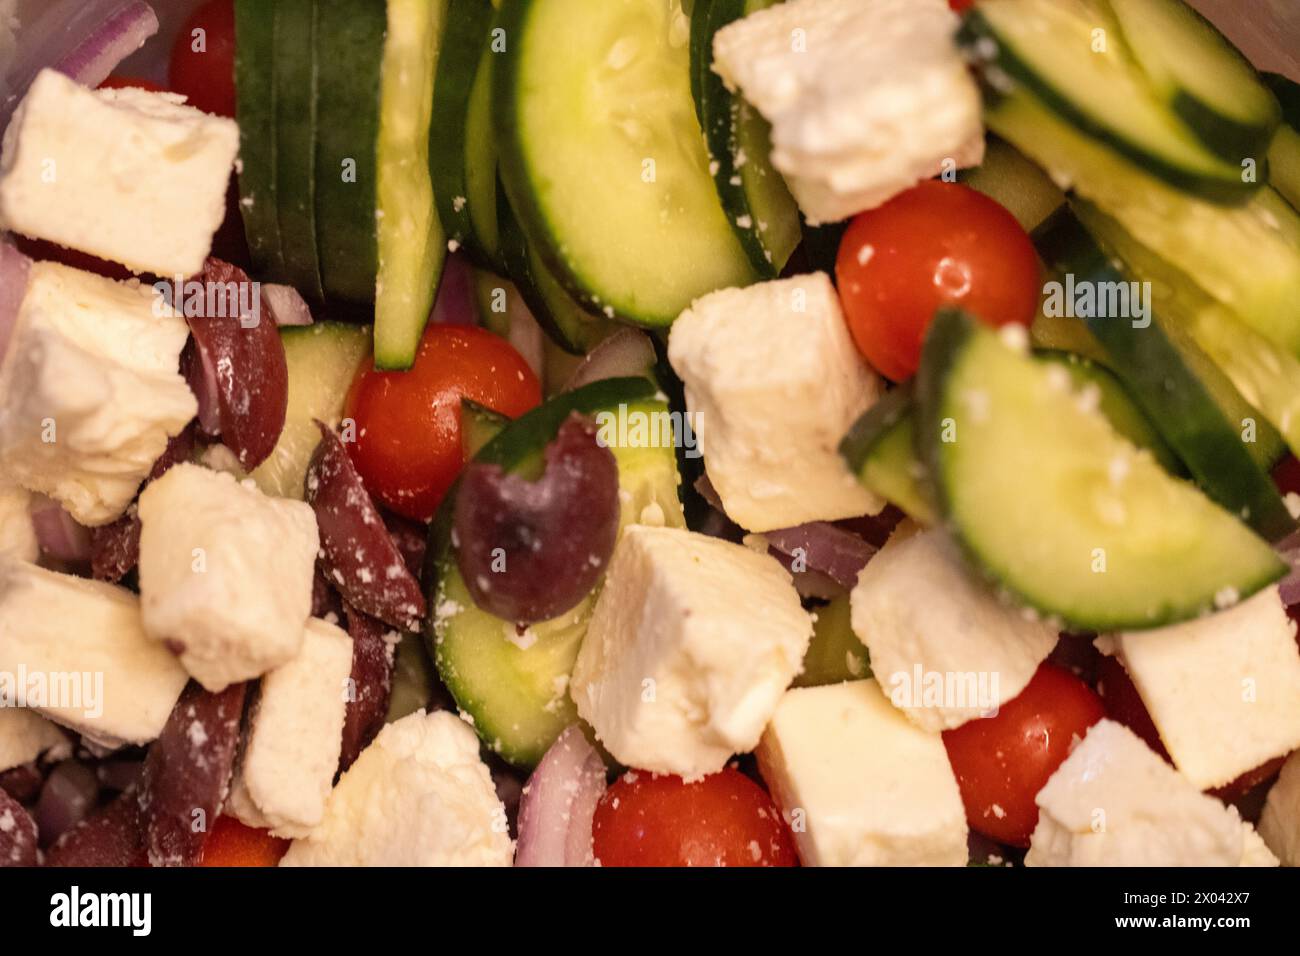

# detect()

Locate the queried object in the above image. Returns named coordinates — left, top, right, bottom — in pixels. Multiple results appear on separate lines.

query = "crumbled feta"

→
left=137, top=464, right=319, bottom=691
left=668, top=274, right=883, bottom=531
left=0, top=479, right=36, bottom=563
left=0, top=707, right=70, bottom=773
left=571, top=525, right=812, bottom=778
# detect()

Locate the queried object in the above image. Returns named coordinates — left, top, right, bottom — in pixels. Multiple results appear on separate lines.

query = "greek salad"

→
left=0, top=0, right=1299, bottom=868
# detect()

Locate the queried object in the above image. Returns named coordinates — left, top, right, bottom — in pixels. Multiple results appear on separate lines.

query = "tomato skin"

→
left=592, top=768, right=798, bottom=867
left=99, top=76, right=167, bottom=93
left=169, top=0, right=237, bottom=118
left=948, top=0, right=976, bottom=11
left=835, top=180, right=1040, bottom=381
left=942, top=663, right=1105, bottom=847
left=344, top=325, right=541, bottom=521
left=198, top=816, right=288, bottom=867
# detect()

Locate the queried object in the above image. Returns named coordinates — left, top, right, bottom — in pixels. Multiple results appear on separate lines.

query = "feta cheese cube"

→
left=1026, top=720, right=1270, bottom=867
left=757, top=679, right=968, bottom=866
left=0, top=69, right=239, bottom=276
left=0, top=559, right=189, bottom=748
left=0, top=479, right=36, bottom=563
left=1094, top=586, right=1300, bottom=791
left=0, top=260, right=196, bottom=525
left=570, top=525, right=813, bottom=778
left=1259, top=750, right=1300, bottom=866
left=667, top=274, right=883, bottom=532
left=0, top=708, right=70, bottom=773
left=227, top=618, right=353, bottom=838
left=137, top=464, right=319, bottom=692
left=711, top=0, right=984, bottom=224
left=850, top=526, right=1057, bottom=732
left=280, top=710, right=513, bottom=867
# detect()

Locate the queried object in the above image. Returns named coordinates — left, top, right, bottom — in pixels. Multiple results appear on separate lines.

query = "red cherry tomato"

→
left=169, top=0, right=237, bottom=118
left=198, top=816, right=288, bottom=867
left=344, top=325, right=541, bottom=521
left=948, top=0, right=976, bottom=12
left=592, top=768, right=798, bottom=867
left=942, top=663, right=1105, bottom=847
left=835, top=180, right=1040, bottom=381
left=98, top=75, right=167, bottom=93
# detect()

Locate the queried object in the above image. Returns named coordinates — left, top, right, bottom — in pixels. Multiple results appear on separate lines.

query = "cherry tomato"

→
left=592, top=768, right=798, bottom=867
left=835, top=180, right=1040, bottom=381
left=948, top=0, right=976, bottom=12
left=98, top=76, right=167, bottom=93
left=942, top=663, right=1104, bottom=847
left=198, top=816, right=288, bottom=867
left=344, top=325, right=541, bottom=521
left=169, top=0, right=237, bottom=118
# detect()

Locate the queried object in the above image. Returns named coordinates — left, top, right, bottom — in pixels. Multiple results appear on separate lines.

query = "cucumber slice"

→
left=463, top=40, right=502, bottom=267
left=1107, top=0, right=1280, bottom=162
left=960, top=136, right=1064, bottom=232
left=430, top=0, right=500, bottom=269
left=495, top=0, right=757, bottom=327
left=1265, top=74, right=1300, bottom=211
left=839, top=387, right=936, bottom=526
left=374, top=0, right=450, bottom=370
left=385, top=633, right=436, bottom=724
left=249, top=322, right=372, bottom=499
left=460, top=398, right=509, bottom=460
left=793, top=595, right=871, bottom=689
left=233, top=1, right=284, bottom=277
left=985, top=84, right=1300, bottom=359
left=427, top=377, right=686, bottom=766
left=313, top=0, right=385, bottom=302
left=1036, top=210, right=1295, bottom=541
left=917, top=310, right=1284, bottom=632
left=961, top=0, right=1254, bottom=200
left=692, top=0, right=800, bottom=276
left=272, top=0, right=325, bottom=300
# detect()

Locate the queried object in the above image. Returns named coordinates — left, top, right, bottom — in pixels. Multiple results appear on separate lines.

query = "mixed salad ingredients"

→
left=0, top=0, right=1299, bottom=869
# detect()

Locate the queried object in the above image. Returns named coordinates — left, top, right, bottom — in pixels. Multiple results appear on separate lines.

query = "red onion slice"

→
left=1277, top=547, right=1300, bottom=607
left=29, top=495, right=91, bottom=562
left=0, top=242, right=31, bottom=361
left=430, top=253, right=477, bottom=327
left=764, top=521, right=877, bottom=591
left=54, top=1, right=158, bottom=88
left=563, top=328, right=657, bottom=393
left=261, top=283, right=313, bottom=328
left=515, top=725, right=608, bottom=868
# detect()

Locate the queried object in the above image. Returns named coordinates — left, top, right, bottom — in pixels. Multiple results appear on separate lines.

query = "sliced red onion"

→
left=34, top=760, right=99, bottom=848
left=764, top=521, right=877, bottom=591
left=563, top=328, right=657, bottom=392
left=430, top=253, right=477, bottom=327
left=1277, top=547, right=1300, bottom=607
left=29, top=495, right=91, bottom=562
left=260, top=283, right=313, bottom=327
left=0, top=242, right=31, bottom=361
left=515, top=725, right=608, bottom=868
left=54, top=1, right=158, bottom=88
left=694, top=473, right=726, bottom=514
left=506, top=289, right=546, bottom=382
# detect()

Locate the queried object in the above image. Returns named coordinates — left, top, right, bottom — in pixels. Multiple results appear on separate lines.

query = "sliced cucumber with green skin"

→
left=460, top=398, right=509, bottom=460
left=472, top=268, right=512, bottom=337
left=1035, top=213, right=1296, bottom=542
left=917, top=310, right=1285, bottom=632
left=430, top=0, right=499, bottom=269
left=839, top=387, right=936, bottom=526
left=495, top=0, right=757, bottom=328
left=385, top=633, right=436, bottom=724
left=374, top=0, right=450, bottom=370
left=1264, top=74, right=1300, bottom=212
left=249, top=322, right=372, bottom=499
left=985, top=85, right=1300, bottom=359
left=692, top=0, right=800, bottom=276
left=1106, top=0, right=1279, bottom=163
left=233, top=0, right=284, bottom=278
left=313, top=0, right=385, bottom=303
left=960, top=136, right=1064, bottom=233
left=463, top=40, right=502, bottom=269
left=500, top=202, right=618, bottom=355
left=271, top=0, right=325, bottom=300
left=793, top=595, right=870, bottom=689
left=961, top=0, right=1256, bottom=200
left=426, top=377, right=685, bottom=766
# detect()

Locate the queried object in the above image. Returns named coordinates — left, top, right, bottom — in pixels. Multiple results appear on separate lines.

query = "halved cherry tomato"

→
left=170, top=0, right=237, bottom=118
left=344, top=325, right=541, bottom=521
left=948, top=0, right=976, bottom=12
left=592, top=768, right=798, bottom=867
left=942, top=662, right=1104, bottom=847
left=198, top=816, right=288, bottom=867
left=835, top=180, right=1040, bottom=381
left=99, top=76, right=167, bottom=93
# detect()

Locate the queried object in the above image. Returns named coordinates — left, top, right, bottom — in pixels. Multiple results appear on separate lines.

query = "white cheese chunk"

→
left=667, top=274, right=883, bottom=531
left=137, top=464, right=319, bottom=692
left=280, top=710, right=513, bottom=867
left=0, top=261, right=195, bottom=525
left=1259, top=750, right=1300, bottom=866
left=227, top=618, right=353, bottom=838
left=1095, top=586, right=1300, bottom=791
left=0, top=68, right=239, bottom=276
left=757, top=679, right=967, bottom=866
left=1026, top=720, right=1271, bottom=867
left=0, top=707, right=70, bottom=773
left=571, top=525, right=811, bottom=778
left=0, top=478, right=36, bottom=563
left=850, top=525, right=1058, bottom=732
left=0, top=559, right=188, bottom=748
left=711, top=0, right=984, bottom=224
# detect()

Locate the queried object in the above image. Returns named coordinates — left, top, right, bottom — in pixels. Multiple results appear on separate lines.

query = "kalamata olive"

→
left=454, top=414, right=620, bottom=624
left=0, top=788, right=38, bottom=867
left=138, top=681, right=246, bottom=867
left=44, top=790, right=143, bottom=868
left=34, top=760, right=99, bottom=848
left=382, top=510, right=428, bottom=578
left=306, top=422, right=426, bottom=631
left=338, top=603, right=396, bottom=775
left=0, top=764, right=43, bottom=804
